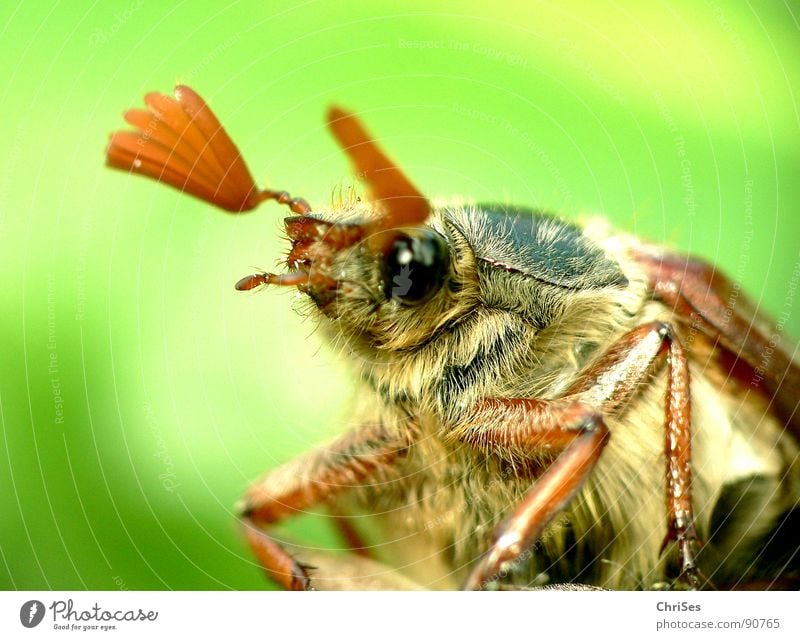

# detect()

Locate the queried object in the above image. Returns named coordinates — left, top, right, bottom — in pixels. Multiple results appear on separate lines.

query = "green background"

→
left=1, top=0, right=798, bottom=589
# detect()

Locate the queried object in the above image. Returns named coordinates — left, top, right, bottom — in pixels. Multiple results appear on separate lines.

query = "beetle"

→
left=107, top=86, right=800, bottom=590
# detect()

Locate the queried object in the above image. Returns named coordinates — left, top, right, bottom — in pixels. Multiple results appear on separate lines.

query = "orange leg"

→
left=460, top=322, right=700, bottom=589
left=633, top=248, right=800, bottom=440
left=238, top=425, right=408, bottom=590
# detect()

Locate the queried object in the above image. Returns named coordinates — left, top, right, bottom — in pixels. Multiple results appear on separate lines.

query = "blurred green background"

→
left=1, top=0, right=798, bottom=589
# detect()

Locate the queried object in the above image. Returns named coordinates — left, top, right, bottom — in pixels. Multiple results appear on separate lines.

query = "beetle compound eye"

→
left=382, top=230, right=449, bottom=305
left=383, top=231, right=448, bottom=304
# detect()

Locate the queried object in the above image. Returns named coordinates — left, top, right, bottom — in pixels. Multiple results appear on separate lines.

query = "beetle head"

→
left=106, top=87, right=629, bottom=357
left=227, top=106, right=478, bottom=350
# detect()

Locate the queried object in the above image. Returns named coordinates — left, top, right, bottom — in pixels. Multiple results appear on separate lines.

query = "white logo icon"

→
left=20, top=600, right=45, bottom=628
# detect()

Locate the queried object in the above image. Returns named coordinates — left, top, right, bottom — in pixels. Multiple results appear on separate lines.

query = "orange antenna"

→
left=326, top=107, right=430, bottom=251
left=106, top=85, right=311, bottom=214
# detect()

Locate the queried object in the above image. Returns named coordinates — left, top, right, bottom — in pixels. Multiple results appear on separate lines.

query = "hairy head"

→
left=106, top=86, right=636, bottom=415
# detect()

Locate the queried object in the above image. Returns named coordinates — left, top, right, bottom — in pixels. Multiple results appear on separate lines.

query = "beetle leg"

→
left=658, top=326, right=701, bottom=589
left=238, top=424, right=409, bottom=590
left=461, top=404, right=609, bottom=590
left=633, top=248, right=800, bottom=439
left=328, top=506, right=371, bottom=558
left=458, top=321, right=702, bottom=590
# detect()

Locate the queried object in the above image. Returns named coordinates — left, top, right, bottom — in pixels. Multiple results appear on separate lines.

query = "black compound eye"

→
left=383, top=229, right=449, bottom=305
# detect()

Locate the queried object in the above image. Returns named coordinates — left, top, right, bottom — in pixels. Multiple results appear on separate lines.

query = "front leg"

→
left=238, top=424, right=411, bottom=590
left=461, top=402, right=609, bottom=590
left=460, top=321, right=700, bottom=590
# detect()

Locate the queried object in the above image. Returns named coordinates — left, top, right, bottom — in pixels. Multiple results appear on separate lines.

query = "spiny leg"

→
left=238, top=424, right=409, bottom=590
left=660, top=330, right=701, bottom=588
left=572, top=321, right=701, bottom=587
left=458, top=321, right=701, bottom=590
left=462, top=404, right=609, bottom=590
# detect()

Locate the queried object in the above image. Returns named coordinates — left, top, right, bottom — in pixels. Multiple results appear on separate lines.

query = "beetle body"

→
left=107, top=86, right=800, bottom=590
left=291, top=201, right=798, bottom=589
